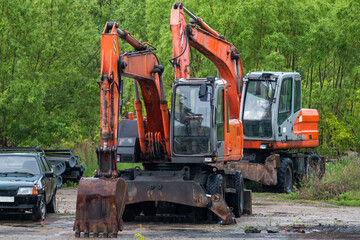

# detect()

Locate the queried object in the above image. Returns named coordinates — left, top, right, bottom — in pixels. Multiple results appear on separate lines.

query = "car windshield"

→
left=243, top=80, right=275, bottom=138
left=173, top=84, right=212, bottom=155
left=0, top=156, right=40, bottom=175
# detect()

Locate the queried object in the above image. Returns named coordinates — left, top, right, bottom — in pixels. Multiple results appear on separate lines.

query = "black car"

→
left=0, top=148, right=57, bottom=221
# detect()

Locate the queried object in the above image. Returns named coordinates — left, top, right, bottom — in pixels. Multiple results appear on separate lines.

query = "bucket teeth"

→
left=74, top=231, right=117, bottom=238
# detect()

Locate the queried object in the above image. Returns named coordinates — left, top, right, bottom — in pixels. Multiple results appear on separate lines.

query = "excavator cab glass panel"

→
left=243, top=80, right=275, bottom=138
left=173, top=85, right=212, bottom=155
left=217, top=88, right=224, bottom=141
left=294, top=79, right=301, bottom=113
left=278, top=78, right=293, bottom=124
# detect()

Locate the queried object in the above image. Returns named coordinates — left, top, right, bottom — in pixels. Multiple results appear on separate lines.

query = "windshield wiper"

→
left=0, top=172, right=34, bottom=176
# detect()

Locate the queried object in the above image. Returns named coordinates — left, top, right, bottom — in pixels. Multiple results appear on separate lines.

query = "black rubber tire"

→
left=206, top=173, right=223, bottom=195
left=32, top=196, right=46, bottom=221
left=47, top=191, right=56, bottom=213
left=277, top=158, right=294, bottom=193
left=307, top=153, right=324, bottom=179
left=229, top=171, right=244, bottom=218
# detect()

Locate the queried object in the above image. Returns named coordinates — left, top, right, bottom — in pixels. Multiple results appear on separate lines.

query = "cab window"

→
left=294, top=79, right=301, bottom=112
left=278, top=78, right=292, bottom=125
left=217, top=88, right=224, bottom=141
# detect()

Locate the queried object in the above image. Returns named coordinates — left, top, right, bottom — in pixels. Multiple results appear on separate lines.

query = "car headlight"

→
left=17, top=187, right=38, bottom=195
left=35, top=181, right=42, bottom=190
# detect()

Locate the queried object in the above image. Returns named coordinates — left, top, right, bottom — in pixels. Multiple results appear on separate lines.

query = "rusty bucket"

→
left=73, top=177, right=128, bottom=238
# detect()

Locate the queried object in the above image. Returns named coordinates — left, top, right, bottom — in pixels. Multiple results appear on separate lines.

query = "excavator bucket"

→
left=74, top=177, right=128, bottom=238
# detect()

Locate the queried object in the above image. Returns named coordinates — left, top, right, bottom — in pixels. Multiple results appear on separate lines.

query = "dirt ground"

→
left=0, top=188, right=359, bottom=239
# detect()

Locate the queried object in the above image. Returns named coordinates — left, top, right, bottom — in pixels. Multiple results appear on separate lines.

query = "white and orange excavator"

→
left=170, top=1, right=323, bottom=195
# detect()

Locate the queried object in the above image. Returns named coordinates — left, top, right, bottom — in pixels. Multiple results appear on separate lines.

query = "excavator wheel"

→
left=277, top=158, right=294, bottom=193
left=228, top=171, right=244, bottom=218
left=307, top=153, right=325, bottom=179
left=73, top=177, right=128, bottom=238
left=206, top=173, right=224, bottom=195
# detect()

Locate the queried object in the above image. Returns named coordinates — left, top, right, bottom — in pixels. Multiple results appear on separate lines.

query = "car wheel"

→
left=47, top=192, right=56, bottom=213
left=32, top=196, right=46, bottom=221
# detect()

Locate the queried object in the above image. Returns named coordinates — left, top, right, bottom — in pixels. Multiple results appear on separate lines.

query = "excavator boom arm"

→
left=74, top=22, right=171, bottom=238
left=170, top=2, right=244, bottom=119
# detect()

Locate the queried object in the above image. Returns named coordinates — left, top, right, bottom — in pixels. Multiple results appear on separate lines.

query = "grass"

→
left=61, top=181, right=79, bottom=188
left=292, top=157, right=360, bottom=206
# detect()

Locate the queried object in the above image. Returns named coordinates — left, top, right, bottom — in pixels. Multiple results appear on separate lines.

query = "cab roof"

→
left=244, top=71, right=300, bottom=81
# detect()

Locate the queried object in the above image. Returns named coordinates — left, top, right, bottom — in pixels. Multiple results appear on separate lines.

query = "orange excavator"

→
left=74, top=21, right=251, bottom=238
left=73, top=22, right=171, bottom=237
left=170, top=2, right=323, bottom=194
left=74, top=0, right=322, bottom=236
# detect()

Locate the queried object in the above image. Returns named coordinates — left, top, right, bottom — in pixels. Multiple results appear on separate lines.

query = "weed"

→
left=133, top=233, right=145, bottom=240
left=297, top=157, right=360, bottom=204
left=242, top=226, right=257, bottom=230
left=63, top=209, right=75, bottom=215
left=283, top=191, right=300, bottom=200
left=62, top=181, right=79, bottom=188
left=136, top=224, right=145, bottom=231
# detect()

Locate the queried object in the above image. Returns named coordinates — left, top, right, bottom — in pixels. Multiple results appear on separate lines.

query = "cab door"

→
left=216, top=87, right=225, bottom=160
left=276, top=75, right=300, bottom=141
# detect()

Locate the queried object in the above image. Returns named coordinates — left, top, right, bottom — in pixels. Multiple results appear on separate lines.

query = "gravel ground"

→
left=0, top=188, right=359, bottom=239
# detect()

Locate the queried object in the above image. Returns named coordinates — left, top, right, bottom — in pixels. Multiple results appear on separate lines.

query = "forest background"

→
left=0, top=0, right=359, bottom=157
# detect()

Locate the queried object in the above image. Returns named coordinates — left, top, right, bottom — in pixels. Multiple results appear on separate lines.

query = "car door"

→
left=43, top=156, right=56, bottom=195
left=39, top=156, right=53, bottom=203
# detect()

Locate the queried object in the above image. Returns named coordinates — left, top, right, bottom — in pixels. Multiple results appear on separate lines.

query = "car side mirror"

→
left=45, top=172, right=53, bottom=178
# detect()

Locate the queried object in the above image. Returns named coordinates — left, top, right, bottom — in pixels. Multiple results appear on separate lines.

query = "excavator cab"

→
left=172, top=80, right=213, bottom=157
left=240, top=72, right=319, bottom=151
left=171, top=77, right=243, bottom=163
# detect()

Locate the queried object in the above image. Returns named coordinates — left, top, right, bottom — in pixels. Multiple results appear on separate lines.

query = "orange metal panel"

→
left=189, top=27, right=243, bottom=119
left=244, top=140, right=319, bottom=149
left=170, top=3, right=190, bottom=79
left=293, top=109, right=319, bottom=141
left=223, top=119, right=243, bottom=161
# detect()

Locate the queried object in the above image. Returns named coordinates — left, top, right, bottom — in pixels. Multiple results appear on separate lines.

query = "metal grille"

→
left=0, top=190, right=17, bottom=196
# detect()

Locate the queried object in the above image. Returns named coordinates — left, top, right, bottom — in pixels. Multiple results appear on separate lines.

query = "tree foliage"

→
left=0, top=0, right=359, bottom=155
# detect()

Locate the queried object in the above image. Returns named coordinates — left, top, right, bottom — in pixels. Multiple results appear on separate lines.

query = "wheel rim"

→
left=285, top=166, right=293, bottom=192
